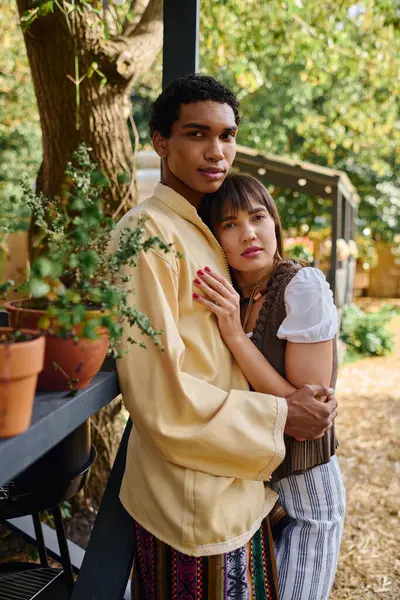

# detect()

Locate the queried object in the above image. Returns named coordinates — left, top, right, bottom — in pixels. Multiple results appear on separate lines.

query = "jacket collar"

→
left=153, top=183, right=199, bottom=220
left=152, top=183, right=231, bottom=280
left=153, top=183, right=215, bottom=238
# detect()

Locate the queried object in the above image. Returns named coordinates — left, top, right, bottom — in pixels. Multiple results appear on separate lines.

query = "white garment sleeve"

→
left=277, top=267, right=337, bottom=343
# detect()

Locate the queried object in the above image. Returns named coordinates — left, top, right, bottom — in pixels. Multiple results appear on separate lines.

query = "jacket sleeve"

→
left=115, top=237, right=287, bottom=482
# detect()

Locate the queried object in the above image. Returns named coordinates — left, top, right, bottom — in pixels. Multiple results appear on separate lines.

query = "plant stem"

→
left=74, top=50, right=80, bottom=131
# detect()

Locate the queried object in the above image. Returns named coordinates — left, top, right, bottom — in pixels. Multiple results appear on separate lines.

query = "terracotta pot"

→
left=0, top=329, right=45, bottom=438
left=5, top=300, right=109, bottom=392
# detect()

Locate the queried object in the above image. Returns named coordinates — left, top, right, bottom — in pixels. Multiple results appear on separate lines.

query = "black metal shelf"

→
left=0, top=567, right=66, bottom=600
left=0, top=371, right=120, bottom=487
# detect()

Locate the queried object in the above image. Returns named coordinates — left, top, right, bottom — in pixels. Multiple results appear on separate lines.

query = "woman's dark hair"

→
left=149, top=74, right=240, bottom=138
left=199, top=174, right=284, bottom=263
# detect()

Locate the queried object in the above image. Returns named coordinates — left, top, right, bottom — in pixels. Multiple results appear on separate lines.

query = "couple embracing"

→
left=111, top=74, right=345, bottom=600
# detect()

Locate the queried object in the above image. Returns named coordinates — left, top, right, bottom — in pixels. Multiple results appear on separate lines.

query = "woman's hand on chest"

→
left=192, top=267, right=244, bottom=345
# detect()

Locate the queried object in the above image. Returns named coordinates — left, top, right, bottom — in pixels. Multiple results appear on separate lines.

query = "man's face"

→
left=153, top=101, right=238, bottom=206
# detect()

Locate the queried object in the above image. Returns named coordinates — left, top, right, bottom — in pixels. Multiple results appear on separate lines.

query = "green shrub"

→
left=340, top=303, right=396, bottom=357
left=284, top=243, right=313, bottom=264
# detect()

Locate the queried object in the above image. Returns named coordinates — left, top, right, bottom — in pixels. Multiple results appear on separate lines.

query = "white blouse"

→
left=247, top=267, right=337, bottom=343
left=277, top=267, right=337, bottom=343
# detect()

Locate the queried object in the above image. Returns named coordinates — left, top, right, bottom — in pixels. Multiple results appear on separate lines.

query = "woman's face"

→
left=214, top=195, right=277, bottom=281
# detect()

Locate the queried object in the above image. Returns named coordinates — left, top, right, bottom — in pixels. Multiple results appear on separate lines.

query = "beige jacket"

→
left=112, top=183, right=287, bottom=557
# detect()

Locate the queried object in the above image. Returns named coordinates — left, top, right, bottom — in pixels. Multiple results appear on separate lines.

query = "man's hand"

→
left=284, top=384, right=338, bottom=440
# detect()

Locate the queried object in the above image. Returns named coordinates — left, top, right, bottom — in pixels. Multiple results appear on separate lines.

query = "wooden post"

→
left=329, top=189, right=341, bottom=300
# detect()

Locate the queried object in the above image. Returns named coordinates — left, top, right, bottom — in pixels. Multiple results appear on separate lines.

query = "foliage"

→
left=0, top=190, right=31, bottom=297
left=355, top=233, right=379, bottom=270
left=21, top=144, right=170, bottom=355
left=284, top=236, right=314, bottom=262
left=130, top=1, right=399, bottom=239
left=5, top=0, right=398, bottom=241
left=340, top=303, right=396, bottom=357
left=199, top=0, right=399, bottom=241
left=284, top=244, right=313, bottom=263
left=0, top=1, right=42, bottom=204
left=0, top=329, right=38, bottom=344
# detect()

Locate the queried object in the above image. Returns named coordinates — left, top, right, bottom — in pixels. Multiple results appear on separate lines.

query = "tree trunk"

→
left=16, top=0, right=162, bottom=213
left=14, top=0, right=163, bottom=507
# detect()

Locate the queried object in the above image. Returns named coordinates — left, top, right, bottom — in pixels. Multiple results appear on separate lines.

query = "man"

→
left=111, top=74, right=337, bottom=599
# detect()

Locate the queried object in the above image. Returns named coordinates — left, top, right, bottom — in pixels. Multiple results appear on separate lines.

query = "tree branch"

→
left=121, top=0, right=150, bottom=36
left=102, top=0, right=163, bottom=84
left=102, top=0, right=118, bottom=38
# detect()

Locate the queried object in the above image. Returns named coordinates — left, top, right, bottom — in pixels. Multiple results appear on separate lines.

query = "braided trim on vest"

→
left=251, top=260, right=302, bottom=352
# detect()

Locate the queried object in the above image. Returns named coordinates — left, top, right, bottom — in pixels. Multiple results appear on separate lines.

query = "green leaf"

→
left=117, top=172, right=132, bottom=186
left=90, top=170, right=110, bottom=188
left=82, top=320, right=100, bottom=340
left=71, top=305, right=87, bottom=325
left=32, top=257, right=55, bottom=278
left=69, top=197, right=85, bottom=211
left=39, top=1, right=55, bottom=16
left=72, top=229, right=89, bottom=246
left=29, top=278, right=51, bottom=298
left=68, top=253, right=79, bottom=269
left=20, top=7, right=39, bottom=30
left=78, top=250, right=99, bottom=276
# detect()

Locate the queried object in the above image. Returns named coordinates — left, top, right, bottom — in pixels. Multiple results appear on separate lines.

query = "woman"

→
left=195, top=174, right=346, bottom=600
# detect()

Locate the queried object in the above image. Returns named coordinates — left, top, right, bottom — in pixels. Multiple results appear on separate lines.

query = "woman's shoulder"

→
left=277, top=265, right=337, bottom=343
left=267, top=261, right=329, bottom=303
left=271, top=260, right=305, bottom=289
left=285, top=265, right=331, bottom=295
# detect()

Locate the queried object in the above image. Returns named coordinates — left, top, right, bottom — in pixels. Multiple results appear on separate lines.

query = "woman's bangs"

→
left=214, top=179, right=257, bottom=224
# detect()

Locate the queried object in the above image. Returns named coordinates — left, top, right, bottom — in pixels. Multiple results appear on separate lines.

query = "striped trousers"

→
left=271, top=456, right=346, bottom=600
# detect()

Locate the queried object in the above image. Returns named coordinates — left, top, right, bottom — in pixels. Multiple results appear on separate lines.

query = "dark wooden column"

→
left=162, top=0, right=200, bottom=88
left=329, top=188, right=341, bottom=300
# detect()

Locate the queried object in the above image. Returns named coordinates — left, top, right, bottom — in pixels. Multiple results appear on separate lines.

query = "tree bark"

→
left=15, top=0, right=162, bottom=213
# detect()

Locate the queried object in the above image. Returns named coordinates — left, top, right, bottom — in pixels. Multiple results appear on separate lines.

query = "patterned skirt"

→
left=131, top=518, right=278, bottom=600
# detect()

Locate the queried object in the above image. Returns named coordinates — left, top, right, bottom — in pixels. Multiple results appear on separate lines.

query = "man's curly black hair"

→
left=149, top=73, right=240, bottom=138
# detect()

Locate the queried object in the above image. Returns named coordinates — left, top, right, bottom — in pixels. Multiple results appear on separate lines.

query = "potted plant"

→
left=0, top=198, right=45, bottom=438
left=6, top=144, right=169, bottom=391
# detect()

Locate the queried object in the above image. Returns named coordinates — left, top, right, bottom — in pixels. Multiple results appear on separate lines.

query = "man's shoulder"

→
left=122, top=194, right=178, bottom=226
left=120, top=194, right=163, bottom=220
left=115, top=195, right=173, bottom=237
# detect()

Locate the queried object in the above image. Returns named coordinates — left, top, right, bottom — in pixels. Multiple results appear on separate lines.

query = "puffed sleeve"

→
left=277, top=267, right=337, bottom=343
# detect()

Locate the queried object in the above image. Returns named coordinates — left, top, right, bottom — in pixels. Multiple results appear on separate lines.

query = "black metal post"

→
left=71, top=420, right=134, bottom=600
left=32, top=512, right=49, bottom=568
left=52, top=504, right=75, bottom=597
left=162, top=0, right=200, bottom=88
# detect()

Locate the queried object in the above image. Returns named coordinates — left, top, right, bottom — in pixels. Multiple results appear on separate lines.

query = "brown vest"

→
left=251, top=261, right=338, bottom=482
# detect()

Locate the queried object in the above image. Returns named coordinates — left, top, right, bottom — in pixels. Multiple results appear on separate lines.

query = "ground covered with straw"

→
left=331, top=304, right=400, bottom=599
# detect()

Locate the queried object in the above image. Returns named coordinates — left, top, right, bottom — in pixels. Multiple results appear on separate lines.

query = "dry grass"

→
left=331, top=305, right=400, bottom=599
